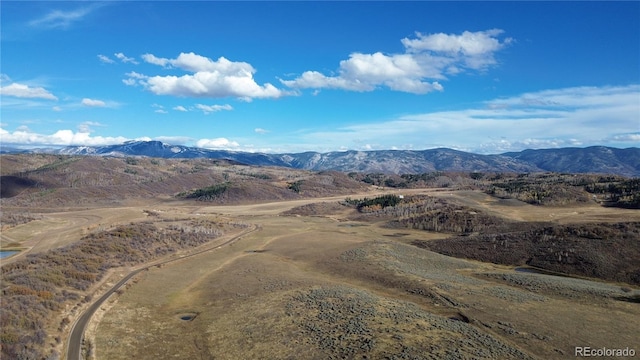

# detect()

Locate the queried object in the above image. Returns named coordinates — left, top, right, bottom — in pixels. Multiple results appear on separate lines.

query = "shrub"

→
left=288, top=180, right=303, bottom=193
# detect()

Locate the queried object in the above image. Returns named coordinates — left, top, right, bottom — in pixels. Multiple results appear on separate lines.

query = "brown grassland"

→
left=0, top=154, right=639, bottom=360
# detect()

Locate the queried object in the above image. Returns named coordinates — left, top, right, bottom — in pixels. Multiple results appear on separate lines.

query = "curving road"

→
left=66, top=225, right=257, bottom=360
left=67, top=268, right=143, bottom=360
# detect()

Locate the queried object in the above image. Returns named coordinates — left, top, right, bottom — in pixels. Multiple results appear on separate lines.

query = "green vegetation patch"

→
left=344, top=194, right=402, bottom=212
left=33, top=156, right=80, bottom=172
left=179, top=182, right=229, bottom=201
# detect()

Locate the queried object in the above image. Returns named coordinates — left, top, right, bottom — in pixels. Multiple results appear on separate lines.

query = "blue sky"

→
left=1, top=1, right=639, bottom=154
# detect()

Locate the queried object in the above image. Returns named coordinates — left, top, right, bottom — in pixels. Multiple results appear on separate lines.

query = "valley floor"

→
left=67, top=190, right=639, bottom=360
left=2, top=187, right=639, bottom=359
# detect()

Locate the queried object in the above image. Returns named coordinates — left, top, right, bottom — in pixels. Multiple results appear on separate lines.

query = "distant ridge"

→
left=8, top=141, right=640, bottom=176
left=502, top=146, right=640, bottom=177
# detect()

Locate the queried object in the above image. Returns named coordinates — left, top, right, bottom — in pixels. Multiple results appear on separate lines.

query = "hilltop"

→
left=0, top=154, right=369, bottom=207
left=2, top=153, right=638, bottom=210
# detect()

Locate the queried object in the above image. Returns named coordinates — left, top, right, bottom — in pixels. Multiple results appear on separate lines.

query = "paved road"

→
left=65, top=225, right=257, bottom=360
left=67, top=268, right=143, bottom=360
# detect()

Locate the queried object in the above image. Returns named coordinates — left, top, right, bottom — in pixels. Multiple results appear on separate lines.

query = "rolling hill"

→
left=4, top=141, right=639, bottom=176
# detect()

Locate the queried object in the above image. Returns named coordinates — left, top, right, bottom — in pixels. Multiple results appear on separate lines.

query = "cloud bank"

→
left=296, top=85, right=639, bottom=153
left=1, top=85, right=636, bottom=154
left=282, top=29, right=512, bottom=94
left=0, top=128, right=130, bottom=147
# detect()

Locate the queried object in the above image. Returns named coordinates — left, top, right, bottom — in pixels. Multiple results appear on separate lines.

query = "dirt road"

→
left=66, top=225, right=258, bottom=360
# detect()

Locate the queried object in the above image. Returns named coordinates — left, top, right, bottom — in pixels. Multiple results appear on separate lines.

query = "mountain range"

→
left=3, top=141, right=639, bottom=177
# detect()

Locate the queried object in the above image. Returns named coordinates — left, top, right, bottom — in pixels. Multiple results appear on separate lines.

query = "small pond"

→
left=0, top=251, right=19, bottom=259
left=177, top=312, right=199, bottom=322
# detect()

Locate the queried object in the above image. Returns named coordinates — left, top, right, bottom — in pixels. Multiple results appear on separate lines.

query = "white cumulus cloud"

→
left=115, top=52, right=138, bottom=64
left=97, top=54, right=115, bottom=64
left=195, top=104, right=233, bottom=114
left=173, top=105, right=188, bottom=112
left=402, top=29, right=510, bottom=56
left=141, top=53, right=172, bottom=67
left=196, top=137, right=240, bottom=149
left=292, top=85, right=640, bottom=153
left=77, top=121, right=104, bottom=133
left=0, top=83, right=58, bottom=100
left=81, top=98, right=106, bottom=107
left=128, top=52, right=286, bottom=100
left=282, top=29, right=511, bottom=94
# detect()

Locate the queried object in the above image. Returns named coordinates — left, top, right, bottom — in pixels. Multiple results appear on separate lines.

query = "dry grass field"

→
left=1, top=155, right=638, bottom=359
left=88, top=194, right=639, bottom=360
